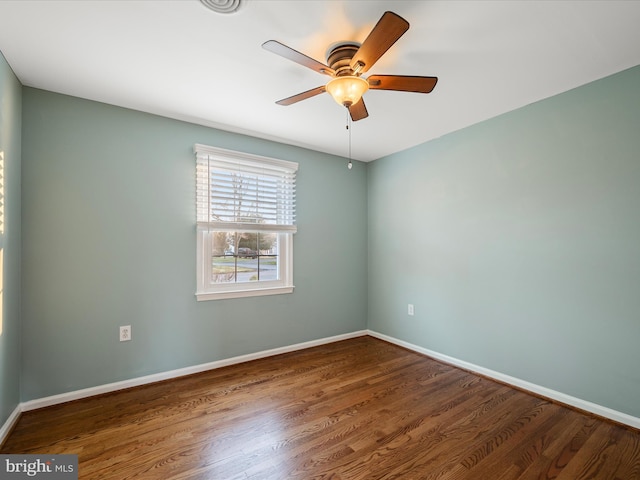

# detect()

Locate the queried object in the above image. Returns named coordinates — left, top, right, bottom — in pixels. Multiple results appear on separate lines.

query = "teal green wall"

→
left=368, top=65, right=640, bottom=418
left=0, top=52, right=22, bottom=428
left=20, top=88, right=368, bottom=401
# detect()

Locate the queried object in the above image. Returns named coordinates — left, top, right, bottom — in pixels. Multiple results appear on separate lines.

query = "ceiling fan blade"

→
left=367, top=75, right=438, bottom=93
left=349, top=99, right=369, bottom=121
left=275, top=86, right=326, bottom=106
left=262, top=40, right=335, bottom=76
left=349, top=11, right=409, bottom=74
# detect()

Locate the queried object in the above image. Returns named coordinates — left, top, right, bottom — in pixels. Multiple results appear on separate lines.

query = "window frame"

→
left=194, top=144, right=297, bottom=301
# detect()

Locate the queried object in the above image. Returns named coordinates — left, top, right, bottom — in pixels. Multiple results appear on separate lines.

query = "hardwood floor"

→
left=2, top=336, right=639, bottom=479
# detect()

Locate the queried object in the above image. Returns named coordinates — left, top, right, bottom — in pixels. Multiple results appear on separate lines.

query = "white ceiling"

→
left=1, top=0, right=639, bottom=162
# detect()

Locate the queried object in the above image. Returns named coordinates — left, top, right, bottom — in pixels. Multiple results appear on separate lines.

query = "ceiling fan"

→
left=262, top=11, right=438, bottom=121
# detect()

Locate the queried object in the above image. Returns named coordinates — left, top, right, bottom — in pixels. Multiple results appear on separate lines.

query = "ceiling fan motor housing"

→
left=326, top=43, right=361, bottom=76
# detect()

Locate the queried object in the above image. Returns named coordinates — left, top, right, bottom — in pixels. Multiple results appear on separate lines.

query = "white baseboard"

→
left=367, top=329, right=640, bottom=430
left=0, top=404, right=22, bottom=448
left=20, top=330, right=368, bottom=412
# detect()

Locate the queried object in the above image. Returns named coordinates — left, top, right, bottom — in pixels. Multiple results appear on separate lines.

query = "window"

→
left=195, top=144, right=297, bottom=300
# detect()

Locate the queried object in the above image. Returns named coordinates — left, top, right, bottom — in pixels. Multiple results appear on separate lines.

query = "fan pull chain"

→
left=346, top=109, right=353, bottom=170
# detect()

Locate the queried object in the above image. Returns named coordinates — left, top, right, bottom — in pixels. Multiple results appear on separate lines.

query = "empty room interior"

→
left=1, top=1, right=639, bottom=478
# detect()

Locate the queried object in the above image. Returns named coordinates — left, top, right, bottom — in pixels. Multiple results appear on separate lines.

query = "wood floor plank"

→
left=613, top=429, right=640, bottom=479
left=2, top=336, right=638, bottom=479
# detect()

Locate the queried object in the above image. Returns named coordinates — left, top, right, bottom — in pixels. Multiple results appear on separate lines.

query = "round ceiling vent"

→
left=199, top=0, right=242, bottom=14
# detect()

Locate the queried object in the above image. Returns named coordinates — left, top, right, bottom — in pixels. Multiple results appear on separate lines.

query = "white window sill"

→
left=196, top=286, right=294, bottom=301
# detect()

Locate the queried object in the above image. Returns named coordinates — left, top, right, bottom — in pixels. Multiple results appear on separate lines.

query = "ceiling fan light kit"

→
left=325, top=76, right=369, bottom=107
left=262, top=11, right=438, bottom=121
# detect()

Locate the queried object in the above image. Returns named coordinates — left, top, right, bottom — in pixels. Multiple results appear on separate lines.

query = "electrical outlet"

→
left=408, top=304, right=414, bottom=316
left=119, top=325, right=131, bottom=342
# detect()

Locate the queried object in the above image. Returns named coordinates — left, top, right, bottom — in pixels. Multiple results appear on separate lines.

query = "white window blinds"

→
left=195, top=144, right=297, bottom=233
